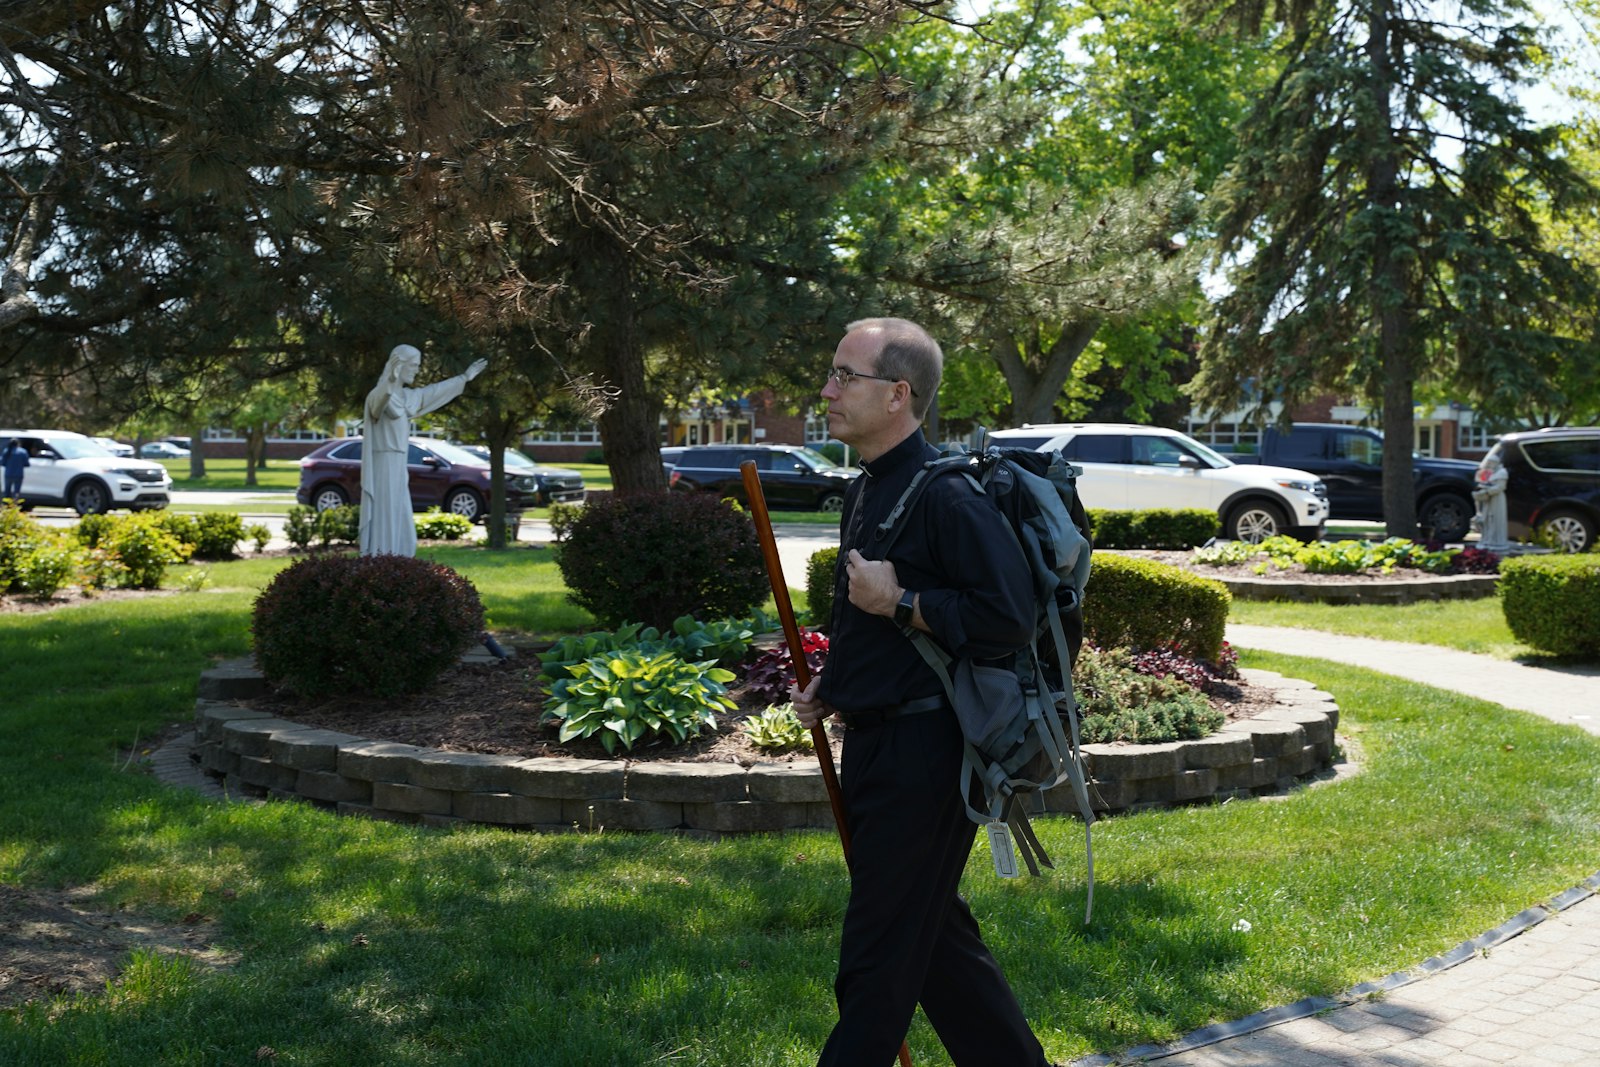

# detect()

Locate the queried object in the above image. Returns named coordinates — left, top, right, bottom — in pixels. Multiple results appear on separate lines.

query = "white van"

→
left=988, top=423, right=1328, bottom=542
left=0, top=429, right=172, bottom=515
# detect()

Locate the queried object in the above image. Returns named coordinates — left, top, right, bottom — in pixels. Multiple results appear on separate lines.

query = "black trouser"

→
left=817, top=710, right=1047, bottom=1067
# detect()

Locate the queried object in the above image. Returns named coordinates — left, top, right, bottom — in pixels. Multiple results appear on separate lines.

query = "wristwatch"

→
left=894, top=589, right=916, bottom=627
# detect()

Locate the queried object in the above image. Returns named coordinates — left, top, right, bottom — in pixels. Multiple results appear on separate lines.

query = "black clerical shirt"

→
left=816, top=430, right=1034, bottom=715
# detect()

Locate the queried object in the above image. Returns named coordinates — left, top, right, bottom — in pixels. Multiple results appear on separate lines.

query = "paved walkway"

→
left=1066, top=625, right=1600, bottom=1065
left=151, top=620, right=1600, bottom=1066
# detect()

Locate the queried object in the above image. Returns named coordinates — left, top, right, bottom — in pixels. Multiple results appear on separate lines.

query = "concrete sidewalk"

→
left=1068, top=626, right=1600, bottom=1065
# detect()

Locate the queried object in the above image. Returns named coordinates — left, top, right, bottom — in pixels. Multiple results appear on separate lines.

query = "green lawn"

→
left=1229, top=594, right=1534, bottom=658
left=2, top=553, right=1598, bottom=1064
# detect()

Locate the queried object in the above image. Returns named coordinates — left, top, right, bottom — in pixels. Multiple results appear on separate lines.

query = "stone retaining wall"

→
left=1218, top=572, right=1497, bottom=604
left=192, top=662, right=1341, bottom=832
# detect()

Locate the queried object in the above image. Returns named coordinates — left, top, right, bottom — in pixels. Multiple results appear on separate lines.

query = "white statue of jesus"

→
left=359, top=344, right=487, bottom=557
left=1472, top=452, right=1510, bottom=551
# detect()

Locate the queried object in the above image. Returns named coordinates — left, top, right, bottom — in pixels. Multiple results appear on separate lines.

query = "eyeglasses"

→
left=827, top=366, right=919, bottom=397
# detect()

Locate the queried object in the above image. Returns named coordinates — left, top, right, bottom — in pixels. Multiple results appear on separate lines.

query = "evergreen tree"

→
left=1192, top=0, right=1598, bottom=536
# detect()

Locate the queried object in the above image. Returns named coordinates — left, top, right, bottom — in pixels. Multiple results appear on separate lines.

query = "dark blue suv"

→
left=661, top=444, right=858, bottom=513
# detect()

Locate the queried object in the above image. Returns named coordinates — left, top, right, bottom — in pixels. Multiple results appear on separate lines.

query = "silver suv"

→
left=988, top=423, right=1328, bottom=542
left=0, top=429, right=172, bottom=515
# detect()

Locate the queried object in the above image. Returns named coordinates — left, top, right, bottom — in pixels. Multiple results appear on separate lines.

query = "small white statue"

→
left=1472, top=451, right=1510, bottom=551
left=359, top=344, right=487, bottom=557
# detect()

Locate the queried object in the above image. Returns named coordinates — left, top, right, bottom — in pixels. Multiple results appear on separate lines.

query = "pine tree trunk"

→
left=187, top=422, right=206, bottom=480
left=581, top=236, right=665, bottom=495
left=1365, top=0, right=1417, bottom=538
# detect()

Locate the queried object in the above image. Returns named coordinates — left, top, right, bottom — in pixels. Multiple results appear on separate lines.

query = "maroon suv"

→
left=296, top=437, right=536, bottom=522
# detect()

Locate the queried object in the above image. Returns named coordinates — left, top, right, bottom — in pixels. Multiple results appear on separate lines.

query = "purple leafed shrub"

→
left=743, top=630, right=829, bottom=705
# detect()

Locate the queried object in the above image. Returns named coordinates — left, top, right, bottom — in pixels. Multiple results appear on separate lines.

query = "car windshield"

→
left=424, top=440, right=490, bottom=466
left=503, top=449, right=541, bottom=470
left=1179, top=437, right=1233, bottom=469
left=48, top=437, right=114, bottom=459
left=793, top=447, right=842, bottom=471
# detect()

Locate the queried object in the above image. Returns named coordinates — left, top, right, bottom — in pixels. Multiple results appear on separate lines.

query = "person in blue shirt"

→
left=792, top=318, right=1048, bottom=1067
left=2, top=438, right=29, bottom=501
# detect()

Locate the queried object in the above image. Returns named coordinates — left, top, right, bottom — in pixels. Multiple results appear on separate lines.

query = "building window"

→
left=1457, top=423, right=1495, bottom=451
left=805, top=414, right=829, bottom=444
left=524, top=422, right=602, bottom=445
left=1414, top=423, right=1438, bottom=457
left=1185, top=419, right=1262, bottom=455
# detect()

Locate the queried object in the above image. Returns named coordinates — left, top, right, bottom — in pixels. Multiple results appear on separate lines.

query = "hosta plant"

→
left=545, top=649, right=737, bottom=754
left=742, top=704, right=813, bottom=752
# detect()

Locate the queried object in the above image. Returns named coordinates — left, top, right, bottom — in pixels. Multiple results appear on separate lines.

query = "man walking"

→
left=2, top=438, right=29, bottom=501
left=791, top=318, right=1050, bottom=1067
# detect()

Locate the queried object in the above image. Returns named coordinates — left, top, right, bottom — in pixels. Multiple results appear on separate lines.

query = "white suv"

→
left=0, top=429, right=172, bottom=515
left=988, top=423, right=1328, bottom=542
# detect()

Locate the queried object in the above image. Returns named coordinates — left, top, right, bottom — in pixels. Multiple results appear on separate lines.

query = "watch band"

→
left=894, top=589, right=916, bottom=627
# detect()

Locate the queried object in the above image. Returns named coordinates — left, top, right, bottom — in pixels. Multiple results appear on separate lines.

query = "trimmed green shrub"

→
left=1500, top=553, right=1600, bottom=659
left=245, top=523, right=272, bottom=553
left=1083, top=553, right=1230, bottom=661
left=284, top=506, right=318, bottom=550
left=16, top=533, right=79, bottom=597
left=1, top=502, right=49, bottom=593
left=806, top=546, right=839, bottom=627
left=415, top=508, right=473, bottom=541
left=191, top=512, right=246, bottom=559
left=252, top=554, right=486, bottom=697
left=555, top=492, right=767, bottom=629
left=102, top=514, right=192, bottom=589
left=1087, top=508, right=1219, bottom=549
left=316, top=504, right=360, bottom=547
left=1075, top=645, right=1222, bottom=744
left=72, top=512, right=118, bottom=550
left=544, top=648, right=737, bottom=754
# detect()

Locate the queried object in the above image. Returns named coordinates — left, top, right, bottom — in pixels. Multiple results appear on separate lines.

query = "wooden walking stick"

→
left=739, top=462, right=914, bottom=1067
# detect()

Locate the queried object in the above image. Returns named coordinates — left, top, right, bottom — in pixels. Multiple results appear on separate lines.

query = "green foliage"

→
left=537, top=614, right=765, bottom=687
left=0, top=502, right=50, bottom=593
left=555, top=492, right=767, bottom=629
left=1087, top=509, right=1218, bottom=549
left=544, top=648, right=737, bottom=754
left=190, top=512, right=246, bottom=559
left=546, top=501, right=582, bottom=543
left=806, top=546, right=839, bottom=627
left=245, top=523, right=272, bottom=553
left=15, top=532, right=79, bottom=597
left=1074, top=645, right=1222, bottom=743
left=284, top=505, right=318, bottom=550
left=1084, top=554, right=1230, bottom=660
left=316, top=505, right=361, bottom=547
left=101, top=514, right=193, bottom=589
left=72, top=512, right=118, bottom=550
left=1191, top=536, right=1462, bottom=575
left=415, top=508, right=473, bottom=541
left=252, top=554, right=486, bottom=697
left=742, top=703, right=813, bottom=751
left=1499, top=554, right=1600, bottom=659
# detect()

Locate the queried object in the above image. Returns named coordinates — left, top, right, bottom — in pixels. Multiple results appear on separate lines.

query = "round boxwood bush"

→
left=806, top=546, right=839, bottom=629
left=252, top=554, right=486, bottom=697
left=1499, top=553, right=1600, bottom=659
left=556, top=491, right=767, bottom=630
left=1083, top=553, right=1231, bottom=661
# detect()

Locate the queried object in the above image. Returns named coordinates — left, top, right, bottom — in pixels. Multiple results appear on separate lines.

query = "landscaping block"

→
left=1178, top=733, right=1255, bottom=770
left=746, top=763, right=829, bottom=804
left=626, top=763, right=747, bottom=803
left=563, top=798, right=684, bottom=831
left=236, top=754, right=299, bottom=793
left=406, top=751, right=527, bottom=792
left=1084, top=742, right=1184, bottom=781
left=453, top=791, right=563, bottom=826
left=196, top=660, right=268, bottom=701
left=295, top=769, right=373, bottom=805
left=194, top=741, right=239, bottom=777
left=219, top=717, right=297, bottom=758
left=1258, top=707, right=1334, bottom=747
left=267, top=728, right=365, bottom=772
left=1233, top=718, right=1305, bottom=758
left=338, top=741, right=432, bottom=783
left=371, top=781, right=454, bottom=816
left=508, top=758, right=625, bottom=800
left=193, top=702, right=273, bottom=743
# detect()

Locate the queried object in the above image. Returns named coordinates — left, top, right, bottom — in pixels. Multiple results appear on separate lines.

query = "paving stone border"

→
left=1214, top=571, right=1497, bottom=605
left=191, top=662, right=1342, bottom=832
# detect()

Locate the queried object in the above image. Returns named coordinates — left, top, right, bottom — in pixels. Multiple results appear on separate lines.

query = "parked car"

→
left=661, top=444, right=859, bottom=513
left=1222, top=423, right=1480, bottom=541
left=0, top=429, right=171, bottom=514
left=454, top=445, right=587, bottom=506
left=138, top=440, right=191, bottom=459
left=987, top=423, right=1328, bottom=542
left=1481, top=427, right=1600, bottom=552
left=90, top=436, right=135, bottom=457
left=296, top=437, right=537, bottom=522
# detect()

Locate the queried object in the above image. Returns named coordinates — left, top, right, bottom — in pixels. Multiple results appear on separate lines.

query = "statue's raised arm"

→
left=359, top=344, right=487, bottom=557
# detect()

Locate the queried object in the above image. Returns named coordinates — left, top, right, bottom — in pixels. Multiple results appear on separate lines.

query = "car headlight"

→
left=1274, top=478, right=1320, bottom=494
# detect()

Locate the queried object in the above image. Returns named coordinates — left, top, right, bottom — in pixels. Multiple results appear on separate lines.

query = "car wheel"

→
left=313, top=485, right=349, bottom=512
left=446, top=487, right=485, bottom=522
left=1226, top=500, right=1288, bottom=544
left=70, top=479, right=110, bottom=516
left=1538, top=508, right=1596, bottom=553
left=817, top=491, right=846, bottom=514
left=1419, top=494, right=1473, bottom=543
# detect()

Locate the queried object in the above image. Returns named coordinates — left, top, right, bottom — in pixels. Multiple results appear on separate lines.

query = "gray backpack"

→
left=872, top=444, right=1098, bottom=921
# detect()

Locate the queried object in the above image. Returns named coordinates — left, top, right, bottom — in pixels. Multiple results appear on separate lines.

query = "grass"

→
left=1229, top=595, right=1535, bottom=658
left=2, top=559, right=1598, bottom=1064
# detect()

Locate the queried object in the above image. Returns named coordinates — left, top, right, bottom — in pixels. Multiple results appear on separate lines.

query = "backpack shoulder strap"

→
left=869, top=455, right=981, bottom=560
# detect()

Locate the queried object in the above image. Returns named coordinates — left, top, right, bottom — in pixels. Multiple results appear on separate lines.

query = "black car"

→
left=1483, top=427, right=1600, bottom=552
left=661, top=444, right=859, bottom=513
left=455, top=445, right=586, bottom=506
